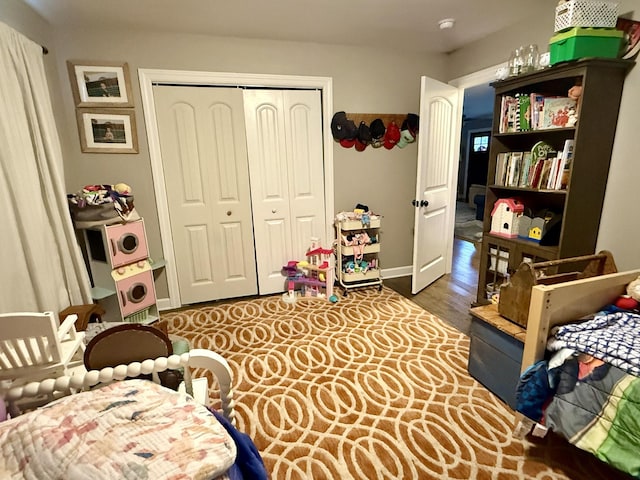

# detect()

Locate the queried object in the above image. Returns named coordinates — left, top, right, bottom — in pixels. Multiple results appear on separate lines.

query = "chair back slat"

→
left=12, top=338, right=33, bottom=366
left=0, top=312, right=62, bottom=372
left=0, top=340, right=20, bottom=369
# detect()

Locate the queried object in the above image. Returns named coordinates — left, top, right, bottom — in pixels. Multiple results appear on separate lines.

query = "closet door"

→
left=243, top=89, right=326, bottom=294
left=153, top=86, right=258, bottom=304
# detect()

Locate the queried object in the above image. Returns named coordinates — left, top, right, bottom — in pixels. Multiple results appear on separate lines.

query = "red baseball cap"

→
left=340, top=138, right=356, bottom=148
left=383, top=121, right=401, bottom=149
left=354, top=139, right=367, bottom=151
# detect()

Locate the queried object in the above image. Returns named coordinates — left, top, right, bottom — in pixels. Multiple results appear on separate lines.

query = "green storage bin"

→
left=549, top=27, right=623, bottom=64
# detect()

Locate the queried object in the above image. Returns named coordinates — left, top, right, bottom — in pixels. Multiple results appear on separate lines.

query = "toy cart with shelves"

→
left=334, top=214, right=383, bottom=296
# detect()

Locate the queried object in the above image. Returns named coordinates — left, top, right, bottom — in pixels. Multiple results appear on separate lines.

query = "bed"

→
left=515, top=269, right=640, bottom=478
left=0, top=349, right=267, bottom=480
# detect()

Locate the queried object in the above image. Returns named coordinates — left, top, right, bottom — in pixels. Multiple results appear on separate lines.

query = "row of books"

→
left=494, top=139, right=574, bottom=190
left=499, top=94, right=577, bottom=133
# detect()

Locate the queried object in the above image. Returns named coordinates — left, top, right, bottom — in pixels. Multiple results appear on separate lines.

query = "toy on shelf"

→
left=281, top=238, right=335, bottom=302
left=490, top=198, right=524, bottom=238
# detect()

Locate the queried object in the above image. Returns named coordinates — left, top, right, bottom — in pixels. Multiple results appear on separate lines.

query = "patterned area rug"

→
left=160, top=287, right=628, bottom=479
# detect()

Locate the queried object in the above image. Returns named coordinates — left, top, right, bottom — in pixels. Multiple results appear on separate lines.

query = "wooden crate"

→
left=498, top=250, right=617, bottom=327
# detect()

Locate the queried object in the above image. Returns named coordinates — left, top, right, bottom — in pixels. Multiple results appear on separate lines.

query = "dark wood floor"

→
left=384, top=238, right=480, bottom=335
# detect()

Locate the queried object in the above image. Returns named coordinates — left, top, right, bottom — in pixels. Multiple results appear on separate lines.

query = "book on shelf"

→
left=518, top=94, right=531, bottom=132
left=519, top=152, right=533, bottom=187
left=547, top=156, right=562, bottom=190
left=541, top=97, right=577, bottom=129
left=495, top=152, right=509, bottom=185
left=507, top=151, right=523, bottom=187
left=558, top=139, right=574, bottom=190
left=538, top=158, right=553, bottom=190
left=499, top=93, right=579, bottom=132
left=530, top=93, right=544, bottom=131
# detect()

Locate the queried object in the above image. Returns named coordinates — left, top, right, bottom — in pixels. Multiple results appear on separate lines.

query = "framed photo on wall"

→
left=67, top=60, right=133, bottom=107
left=76, top=108, right=138, bottom=153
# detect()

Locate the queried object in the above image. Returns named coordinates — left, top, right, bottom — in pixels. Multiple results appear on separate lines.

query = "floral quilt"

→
left=0, top=380, right=236, bottom=479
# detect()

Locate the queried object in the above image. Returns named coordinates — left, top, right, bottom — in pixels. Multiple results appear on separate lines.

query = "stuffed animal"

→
left=627, top=276, right=640, bottom=302
left=113, top=182, right=132, bottom=195
left=614, top=276, right=640, bottom=310
left=568, top=85, right=582, bottom=101
left=615, top=295, right=639, bottom=310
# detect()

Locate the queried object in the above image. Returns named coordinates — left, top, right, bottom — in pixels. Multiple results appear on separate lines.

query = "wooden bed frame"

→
left=521, top=268, right=640, bottom=374
left=3, top=348, right=236, bottom=422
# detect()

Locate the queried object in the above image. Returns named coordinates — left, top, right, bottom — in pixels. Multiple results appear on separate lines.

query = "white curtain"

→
left=0, top=21, right=91, bottom=313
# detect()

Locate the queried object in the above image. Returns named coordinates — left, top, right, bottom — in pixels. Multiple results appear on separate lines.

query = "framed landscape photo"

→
left=67, top=61, right=133, bottom=107
left=76, top=108, right=138, bottom=153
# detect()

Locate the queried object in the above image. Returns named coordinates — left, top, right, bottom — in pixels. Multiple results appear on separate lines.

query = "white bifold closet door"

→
left=243, top=89, right=326, bottom=295
left=153, top=85, right=325, bottom=303
left=153, top=86, right=258, bottom=304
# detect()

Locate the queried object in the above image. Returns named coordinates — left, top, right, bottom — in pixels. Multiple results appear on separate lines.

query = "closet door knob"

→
left=226, top=211, right=232, bottom=216
left=420, top=200, right=429, bottom=207
left=411, top=200, right=418, bottom=207
left=272, top=209, right=277, bottom=214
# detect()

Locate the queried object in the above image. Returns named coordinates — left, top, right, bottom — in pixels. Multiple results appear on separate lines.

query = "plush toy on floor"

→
left=614, top=276, right=640, bottom=310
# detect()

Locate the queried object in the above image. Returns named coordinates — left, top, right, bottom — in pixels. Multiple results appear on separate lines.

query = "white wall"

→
left=449, top=0, right=640, bottom=271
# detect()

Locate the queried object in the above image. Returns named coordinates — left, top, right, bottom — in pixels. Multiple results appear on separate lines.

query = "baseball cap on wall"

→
left=331, top=111, right=358, bottom=141
left=406, top=113, right=420, bottom=136
left=396, top=119, right=416, bottom=148
left=369, top=118, right=386, bottom=148
left=383, top=121, right=401, bottom=149
left=355, top=122, right=372, bottom=151
left=340, top=137, right=356, bottom=148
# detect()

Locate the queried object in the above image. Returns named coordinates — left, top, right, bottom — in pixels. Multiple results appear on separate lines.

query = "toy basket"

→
left=554, top=1, right=619, bottom=32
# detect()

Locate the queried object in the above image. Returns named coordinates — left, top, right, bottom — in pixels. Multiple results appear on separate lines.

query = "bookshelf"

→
left=476, top=58, right=634, bottom=304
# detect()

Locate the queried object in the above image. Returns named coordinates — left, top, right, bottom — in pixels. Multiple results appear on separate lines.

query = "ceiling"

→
left=22, top=0, right=558, bottom=54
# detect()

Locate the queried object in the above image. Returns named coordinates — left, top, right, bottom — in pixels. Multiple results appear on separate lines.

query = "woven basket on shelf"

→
left=554, top=0, right=618, bottom=32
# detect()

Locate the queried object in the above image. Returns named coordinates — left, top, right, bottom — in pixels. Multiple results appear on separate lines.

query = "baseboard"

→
left=157, top=266, right=413, bottom=310
left=382, top=266, right=411, bottom=279
left=157, top=298, right=173, bottom=311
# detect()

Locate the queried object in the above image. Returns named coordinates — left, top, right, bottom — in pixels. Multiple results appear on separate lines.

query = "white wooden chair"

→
left=0, top=311, right=86, bottom=387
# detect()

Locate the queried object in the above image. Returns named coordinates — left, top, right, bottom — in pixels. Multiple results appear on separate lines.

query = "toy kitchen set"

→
left=68, top=184, right=163, bottom=324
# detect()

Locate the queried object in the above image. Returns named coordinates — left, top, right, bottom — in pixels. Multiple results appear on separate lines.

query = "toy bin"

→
left=554, top=0, right=618, bottom=32
left=549, top=27, right=623, bottom=64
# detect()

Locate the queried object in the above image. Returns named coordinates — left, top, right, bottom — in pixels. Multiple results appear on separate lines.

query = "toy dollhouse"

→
left=282, top=237, right=334, bottom=302
left=490, top=198, right=524, bottom=238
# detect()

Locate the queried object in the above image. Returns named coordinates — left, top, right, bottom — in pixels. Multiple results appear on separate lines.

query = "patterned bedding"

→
left=0, top=380, right=236, bottom=479
left=517, top=311, right=640, bottom=479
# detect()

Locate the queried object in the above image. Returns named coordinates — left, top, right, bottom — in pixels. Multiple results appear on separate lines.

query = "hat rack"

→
left=345, top=113, right=408, bottom=127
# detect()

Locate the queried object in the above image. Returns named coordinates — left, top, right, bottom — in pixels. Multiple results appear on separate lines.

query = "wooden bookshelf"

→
left=476, top=58, right=634, bottom=305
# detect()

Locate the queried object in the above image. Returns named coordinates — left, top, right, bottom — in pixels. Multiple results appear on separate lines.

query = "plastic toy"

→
left=615, top=295, right=638, bottom=310
left=281, top=237, right=334, bottom=301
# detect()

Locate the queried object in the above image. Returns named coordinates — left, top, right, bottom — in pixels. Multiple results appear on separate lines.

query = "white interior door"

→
left=243, top=89, right=326, bottom=294
left=411, top=77, right=460, bottom=294
left=153, top=85, right=258, bottom=304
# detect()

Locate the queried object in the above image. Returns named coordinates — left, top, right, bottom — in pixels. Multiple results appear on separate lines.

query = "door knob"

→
left=411, top=199, right=418, bottom=207
left=226, top=211, right=232, bottom=216
left=420, top=200, right=429, bottom=207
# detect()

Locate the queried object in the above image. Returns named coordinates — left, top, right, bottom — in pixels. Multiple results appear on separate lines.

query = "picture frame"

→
left=75, top=108, right=138, bottom=154
left=67, top=60, right=133, bottom=107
